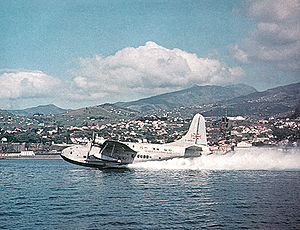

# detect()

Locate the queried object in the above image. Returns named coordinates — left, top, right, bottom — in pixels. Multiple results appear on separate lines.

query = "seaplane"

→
left=61, top=113, right=211, bottom=168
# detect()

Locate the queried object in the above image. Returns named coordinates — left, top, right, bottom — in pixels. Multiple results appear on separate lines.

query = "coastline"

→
left=0, top=154, right=62, bottom=160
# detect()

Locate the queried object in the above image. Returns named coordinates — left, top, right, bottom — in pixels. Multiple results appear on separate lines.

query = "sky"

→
left=0, top=0, right=299, bottom=110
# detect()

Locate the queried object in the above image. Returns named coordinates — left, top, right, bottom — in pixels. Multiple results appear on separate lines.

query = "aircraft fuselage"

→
left=61, top=114, right=211, bottom=168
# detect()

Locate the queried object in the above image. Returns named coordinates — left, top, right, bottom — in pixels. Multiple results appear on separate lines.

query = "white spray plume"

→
left=129, top=148, right=300, bottom=171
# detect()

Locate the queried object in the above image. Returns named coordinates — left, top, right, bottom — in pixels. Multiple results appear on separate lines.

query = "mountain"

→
left=115, top=84, right=257, bottom=112
left=200, top=82, right=300, bottom=117
left=7, top=104, right=69, bottom=116
left=3, top=82, right=298, bottom=128
left=0, top=109, right=13, bottom=118
left=54, top=103, right=139, bottom=126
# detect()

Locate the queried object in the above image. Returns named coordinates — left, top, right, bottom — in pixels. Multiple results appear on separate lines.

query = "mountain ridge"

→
left=200, top=82, right=300, bottom=117
left=115, top=83, right=257, bottom=112
left=6, top=104, right=70, bottom=116
left=3, top=82, right=299, bottom=124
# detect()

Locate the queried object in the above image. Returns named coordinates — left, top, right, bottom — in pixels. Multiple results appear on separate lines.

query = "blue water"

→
left=1, top=154, right=300, bottom=229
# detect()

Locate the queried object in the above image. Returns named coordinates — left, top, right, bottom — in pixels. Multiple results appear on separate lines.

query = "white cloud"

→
left=70, top=42, right=244, bottom=101
left=0, top=70, right=61, bottom=99
left=230, top=0, right=300, bottom=72
left=229, top=67, right=246, bottom=78
left=228, top=44, right=249, bottom=64
left=248, top=0, right=299, bottom=22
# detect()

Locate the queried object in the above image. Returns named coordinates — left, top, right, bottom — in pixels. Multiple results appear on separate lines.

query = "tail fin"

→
left=172, top=114, right=207, bottom=146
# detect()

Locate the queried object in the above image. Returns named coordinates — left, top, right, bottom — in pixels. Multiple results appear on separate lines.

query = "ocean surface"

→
left=1, top=148, right=300, bottom=230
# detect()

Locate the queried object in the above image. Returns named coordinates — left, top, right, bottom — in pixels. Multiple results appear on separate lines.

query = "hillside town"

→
left=0, top=113, right=299, bottom=155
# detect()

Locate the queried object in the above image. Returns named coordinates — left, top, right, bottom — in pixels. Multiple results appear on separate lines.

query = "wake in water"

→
left=129, top=147, right=300, bottom=170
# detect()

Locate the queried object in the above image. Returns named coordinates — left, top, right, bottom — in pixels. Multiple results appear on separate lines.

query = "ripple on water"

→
left=0, top=159, right=299, bottom=230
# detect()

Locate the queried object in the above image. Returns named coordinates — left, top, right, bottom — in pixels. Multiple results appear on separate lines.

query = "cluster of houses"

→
left=0, top=114, right=299, bottom=155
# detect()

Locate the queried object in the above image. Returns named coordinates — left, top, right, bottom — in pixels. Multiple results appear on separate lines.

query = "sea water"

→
left=0, top=148, right=299, bottom=230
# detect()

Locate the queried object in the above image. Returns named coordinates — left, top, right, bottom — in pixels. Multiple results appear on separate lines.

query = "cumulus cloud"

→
left=70, top=42, right=244, bottom=101
left=230, top=0, right=300, bottom=72
left=0, top=70, right=61, bottom=99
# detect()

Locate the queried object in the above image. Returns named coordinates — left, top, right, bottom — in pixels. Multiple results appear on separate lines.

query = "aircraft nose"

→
left=61, top=147, right=71, bottom=157
left=61, top=148, right=66, bottom=156
left=61, top=146, right=75, bottom=161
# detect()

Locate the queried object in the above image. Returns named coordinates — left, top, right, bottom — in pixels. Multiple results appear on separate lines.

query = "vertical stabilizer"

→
left=172, top=114, right=207, bottom=146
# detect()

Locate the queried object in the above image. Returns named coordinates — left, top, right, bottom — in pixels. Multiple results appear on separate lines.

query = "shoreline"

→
left=0, top=154, right=62, bottom=160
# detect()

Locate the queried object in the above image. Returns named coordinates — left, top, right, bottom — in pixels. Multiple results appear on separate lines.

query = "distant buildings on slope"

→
left=0, top=115, right=299, bottom=154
